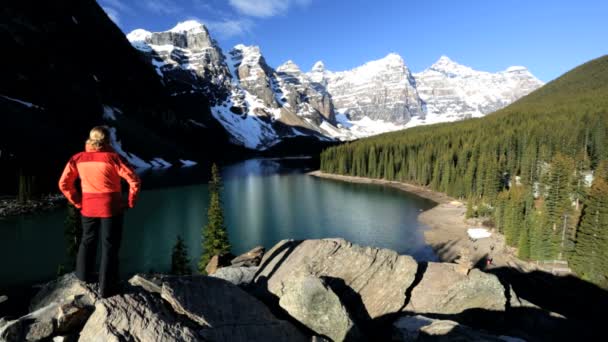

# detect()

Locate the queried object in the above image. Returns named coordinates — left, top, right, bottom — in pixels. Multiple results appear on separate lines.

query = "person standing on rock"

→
left=58, top=126, right=141, bottom=298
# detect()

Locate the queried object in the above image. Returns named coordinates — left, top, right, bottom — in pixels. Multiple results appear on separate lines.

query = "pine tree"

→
left=198, top=164, right=232, bottom=274
left=64, top=204, right=82, bottom=270
left=171, top=235, right=191, bottom=275
left=571, top=178, right=608, bottom=288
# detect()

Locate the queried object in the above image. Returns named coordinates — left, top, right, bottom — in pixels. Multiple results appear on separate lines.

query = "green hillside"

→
left=320, top=55, right=608, bottom=287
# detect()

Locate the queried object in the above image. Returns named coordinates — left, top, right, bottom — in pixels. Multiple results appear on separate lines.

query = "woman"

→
left=58, top=126, right=141, bottom=298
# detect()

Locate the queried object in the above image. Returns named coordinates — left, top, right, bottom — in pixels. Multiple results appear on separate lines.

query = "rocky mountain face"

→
left=128, top=21, right=543, bottom=150
left=0, top=238, right=578, bottom=342
left=310, top=53, right=424, bottom=123
left=412, top=56, right=544, bottom=126
left=128, top=23, right=341, bottom=150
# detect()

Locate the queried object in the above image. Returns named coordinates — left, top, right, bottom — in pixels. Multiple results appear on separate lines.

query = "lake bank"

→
left=308, top=171, right=525, bottom=269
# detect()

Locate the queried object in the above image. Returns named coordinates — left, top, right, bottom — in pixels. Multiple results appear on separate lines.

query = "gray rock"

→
left=30, top=273, right=97, bottom=312
left=255, top=239, right=418, bottom=320
left=279, top=275, right=361, bottom=342
left=161, top=275, right=307, bottom=341
left=55, top=297, right=94, bottom=334
left=78, top=291, right=200, bottom=342
left=210, top=266, right=259, bottom=286
left=0, top=301, right=59, bottom=342
left=25, top=320, right=55, bottom=341
left=0, top=295, right=7, bottom=304
left=392, top=315, right=525, bottom=341
left=231, top=246, right=265, bottom=267
left=404, top=263, right=508, bottom=314
left=128, top=274, right=163, bottom=294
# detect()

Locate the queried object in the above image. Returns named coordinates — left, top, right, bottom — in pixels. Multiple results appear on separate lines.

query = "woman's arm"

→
left=115, top=157, right=142, bottom=208
left=58, top=158, right=82, bottom=208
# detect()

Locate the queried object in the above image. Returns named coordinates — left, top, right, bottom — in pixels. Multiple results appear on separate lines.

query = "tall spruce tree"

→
left=571, top=178, right=608, bottom=288
left=171, top=235, right=191, bottom=275
left=198, top=164, right=232, bottom=274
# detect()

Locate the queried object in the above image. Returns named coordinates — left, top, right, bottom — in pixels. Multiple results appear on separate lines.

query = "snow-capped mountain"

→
left=310, top=53, right=424, bottom=124
left=127, top=21, right=544, bottom=150
left=410, top=56, right=543, bottom=126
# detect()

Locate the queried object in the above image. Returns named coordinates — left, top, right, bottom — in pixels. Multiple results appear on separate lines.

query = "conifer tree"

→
left=171, top=235, right=191, bottom=275
left=198, top=164, right=232, bottom=274
left=571, top=178, right=608, bottom=288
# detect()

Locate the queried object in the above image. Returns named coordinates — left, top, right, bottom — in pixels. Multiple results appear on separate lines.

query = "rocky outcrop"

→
left=278, top=275, right=361, bottom=342
left=230, top=246, right=265, bottom=267
left=392, top=315, right=524, bottom=341
left=211, top=266, right=259, bottom=286
left=29, top=273, right=97, bottom=312
left=0, top=277, right=94, bottom=342
left=160, top=276, right=307, bottom=341
left=403, top=262, right=507, bottom=314
left=79, top=290, right=201, bottom=341
left=4, top=239, right=568, bottom=341
left=254, top=239, right=418, bottom=320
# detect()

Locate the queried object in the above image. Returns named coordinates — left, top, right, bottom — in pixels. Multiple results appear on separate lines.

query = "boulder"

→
left=79, top=291, right=201, bottom=341
left=161, top=275, right=307, bottom=341
left=128, top=274, right=163, bottom=294
left=210, top=266, right=259, bottom=286
left=392, top=315, right=525, bottom=341
left=205, top=253, right=233, bottom=275
left=404, top=263, right=507, bottom=314
left=231, top=246, right=265, bottom=267
left=255, top=239, right=419, bottom=320
left=278, top=275, right=361, bottom=342
left=30, top=273, right=97, bottom=312
left=0, top=295, right=7, bottom=304
left=0, top=301, right=59, bottom=341
left=0, top=294, right=94, bottom=342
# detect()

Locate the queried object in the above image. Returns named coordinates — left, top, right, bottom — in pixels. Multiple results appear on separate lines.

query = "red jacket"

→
left=58, top=144, right=141, bottom=218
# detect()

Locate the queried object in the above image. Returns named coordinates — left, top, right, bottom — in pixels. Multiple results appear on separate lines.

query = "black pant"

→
left=76, top=215, right=123, bottom=298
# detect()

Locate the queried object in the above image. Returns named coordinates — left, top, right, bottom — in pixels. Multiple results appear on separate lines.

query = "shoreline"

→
left=308, top=171, right=523, bottom=269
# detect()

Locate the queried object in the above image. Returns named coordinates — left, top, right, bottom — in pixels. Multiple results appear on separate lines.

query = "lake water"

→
left=0, top=158, right=436, bottom=290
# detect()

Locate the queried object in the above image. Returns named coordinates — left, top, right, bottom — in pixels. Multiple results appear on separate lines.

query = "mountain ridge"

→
left=126, top=20, right=544, bottom=150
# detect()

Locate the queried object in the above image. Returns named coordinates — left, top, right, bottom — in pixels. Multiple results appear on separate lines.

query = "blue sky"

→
left=99, top=0, right=607, bottom=81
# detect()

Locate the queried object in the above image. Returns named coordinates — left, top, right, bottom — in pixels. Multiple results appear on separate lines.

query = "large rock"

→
left=255, top=239, right=419, bottom=320
left=0, top=296, right=93, bottom=342
left=161, top=275, right=307, bottom=341
left=392, top=315, right=525, bottom=341
left=231, top=246, right=265, bottom=267
left=404, top=263, right=507, bottom=314
left=210, top=266, right=259, bottom=286
left=78, top=291, right=200, bottom=342
left=0, top=295, right=7, bottom=304
left=205, top=253, right=233, bottom=275
left=30, top=273, right=97, bottom=312
left=278, top=275, right=361, bottom=342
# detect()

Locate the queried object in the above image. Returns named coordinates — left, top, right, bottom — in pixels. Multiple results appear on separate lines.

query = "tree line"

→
left=320, top=55, right=608, bottom=288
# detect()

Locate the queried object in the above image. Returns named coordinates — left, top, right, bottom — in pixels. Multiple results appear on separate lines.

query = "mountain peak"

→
left=277, top=60, right=301, bottom=73
left=382, top=53, right=405, bottom=65
left=169, top=20, right=206, bottom=34
left=429, top=55, right=473, bottom=75
left=126, top=29, right=151, bottom=42
left=312, top=61, right=325, bottom=73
